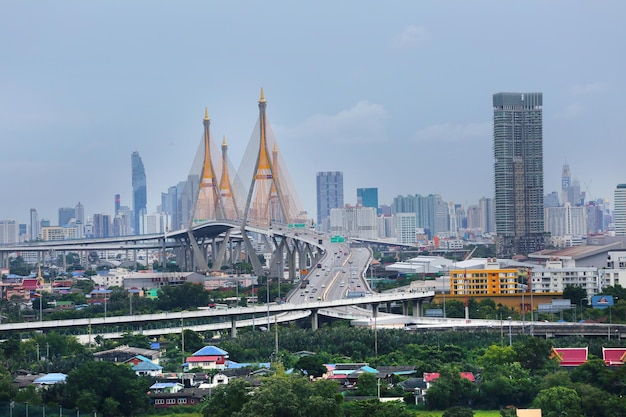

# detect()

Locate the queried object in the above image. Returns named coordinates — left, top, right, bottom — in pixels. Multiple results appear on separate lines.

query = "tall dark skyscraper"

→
left=131, top=151, right=147, bottom=235
left=316, top=171, right=344, bottom=231
left=493, top=92, right=545, bottom=257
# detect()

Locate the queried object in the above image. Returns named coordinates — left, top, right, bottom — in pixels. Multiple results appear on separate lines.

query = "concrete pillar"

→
left=230, top=315, right=238, bottom=338
left=417, top=301, right=423, bottom=318
left=403, top=301, right=409, bottom=316
left=386, top=302, right=392, bottom=313
left=412, top=300, right=419, bottom=317
left=311, top=308, right=319, bottom=330
left=372, top=303, right=379, bottom=319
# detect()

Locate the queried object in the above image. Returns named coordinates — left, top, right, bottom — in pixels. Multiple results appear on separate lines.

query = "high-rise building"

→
left=357, top=188, right=378, bottom=212
left=29, top=208, right=40, bottom=241
left=114, top=194, right=121, bottom=215
left=493, top=92, right=545, bottom=256
left=393, top=212, right=417, bottom=245
left=330, top=205, right=377, bottom=240
left=131, top=151, right=147, bottom=235
left=316, top=171, right=343, bottom=231
left=561, top=163, right=571, bottom=205
left=479, top=197, right=495, bottom=234
left=75, top=202, right=84, bottom=225
left=0, top=220, right=18, bottom=244
left=614, top=184, right=626, bottom=236
left=58, top=207, right=75, bottom=227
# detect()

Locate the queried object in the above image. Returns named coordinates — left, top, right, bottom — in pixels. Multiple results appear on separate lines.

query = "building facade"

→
left=357, top=188, right=379, bottom=212
left=316, top=171, right=344, bottom=232
left=394, top=213, right=417, bottom=245
left=614, top=184, right=626, bottom=236
left=493, top=92, right=545, bottom=257
left=530, top=259, right=600, bottom=300
left=132, top=151, right=147, bottom=235
left=450, top=259, right=518, bottom=296
left=330, top=206, right=377, bottom=240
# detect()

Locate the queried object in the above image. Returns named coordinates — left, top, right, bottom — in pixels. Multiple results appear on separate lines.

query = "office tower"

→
left=614, top=184, right=626, bottom=236
left=479, top=197, right=495, bottom=234
left=30, top=208, right=40, bottom=241
left=568, top=178, right=583, bottom=206
left=115, top=194, right=121, bottom=215
left=561, top=163, right=571, bottom=205
left=75, top=202, right=84, bottom=225
left=357, top=188, right=379, bottom=212
left=18, top=224, right=27, bottom=241
left=92, top=213, right=111, bottom=238
left=131, top=151, right=147, bottom=235
left=316, top=171, right=344, bottom=231
left=0, top=220, right=18, bottom=244
left=58, top=207, right=75, bottom=227
left=585, top=201, right=604, bottom=234
left=493, top=92, right=545, bottom=256
left=544, top=192, right=560, bottom=208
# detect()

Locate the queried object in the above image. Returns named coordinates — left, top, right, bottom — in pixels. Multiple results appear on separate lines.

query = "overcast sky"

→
left=2, top=1, right=625, bottom=225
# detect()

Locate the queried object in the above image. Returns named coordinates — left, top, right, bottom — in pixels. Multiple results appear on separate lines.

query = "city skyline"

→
left=2, top=2, right=625, bottom=223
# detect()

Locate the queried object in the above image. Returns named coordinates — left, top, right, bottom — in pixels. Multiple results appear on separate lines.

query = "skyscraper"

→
left=614, top=184, right=626, bottom=236
left=561, top=163, right=570, bottom=205
left=357, top=188, right=379, bottom=212
left=316, top=171, right=343, bottom=231
left=131, top=151, right=147, bottom=235
left=75, top=202, right=84, bottom=225
left=29, top=208, right=40, bottom=241
left=493, top=92, right=545, bottom=257
left=58, top=207, right=75, bottom=227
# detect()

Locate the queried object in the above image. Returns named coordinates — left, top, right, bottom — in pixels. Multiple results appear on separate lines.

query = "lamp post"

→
left=277, top=261, right=281, bottom=304
left=507, top=316, right=512, bottom=346
left=265, top=271, right=270, bottom=328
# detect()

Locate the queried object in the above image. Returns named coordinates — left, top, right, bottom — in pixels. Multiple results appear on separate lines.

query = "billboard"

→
left=591, top=295, right=614, bottom=309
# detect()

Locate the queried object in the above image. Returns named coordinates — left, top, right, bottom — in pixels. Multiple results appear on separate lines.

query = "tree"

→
left=211, top=373, right=343, bottom=417
left=354, top=372, right=378, bottom=396
left=294, top=355, right=328, bottom=378
left=563, top=285, right=588, bottom=307
left=533, top=386, right=582, bottom=417
left=202, top=378, right=251, bottom=417
left=425, top=367, right=478, bottom=410
left=64, top=361, right=150, bottom=416
left=344, top=399, right=413, bottom=417
left=443, top=406, right=474, bottom=417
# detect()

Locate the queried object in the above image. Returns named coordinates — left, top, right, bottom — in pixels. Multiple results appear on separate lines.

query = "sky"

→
left=2, top=1, right=625, bottom=225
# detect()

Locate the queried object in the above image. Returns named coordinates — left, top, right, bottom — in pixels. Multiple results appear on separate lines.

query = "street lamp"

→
left=507, top=316, right=512, bottom=346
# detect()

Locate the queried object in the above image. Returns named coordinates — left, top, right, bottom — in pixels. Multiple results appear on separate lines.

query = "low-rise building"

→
left=530, top=259, right=600, bottom=300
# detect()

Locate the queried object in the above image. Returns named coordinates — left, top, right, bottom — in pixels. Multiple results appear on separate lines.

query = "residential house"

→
left=185, top=346, right=228, bottom=370
left=94, top=345, right=161, bottom=364
left=125, top=355, right=163, bottom=377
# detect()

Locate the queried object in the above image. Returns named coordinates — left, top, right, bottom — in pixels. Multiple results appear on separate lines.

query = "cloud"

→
left=277, top=101, right=388, bottom=145
left=411, top=121, right=491, bottom=144
left=389, top=25, right=431, bottom=50
left=570, top=82, right=607, bottom=95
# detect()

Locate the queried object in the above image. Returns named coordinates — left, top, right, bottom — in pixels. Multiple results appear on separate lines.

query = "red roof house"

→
left=603, top=347, right=626, bottom=366
left=551, top=347, right=588, bottom=366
